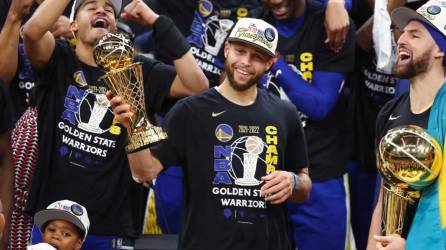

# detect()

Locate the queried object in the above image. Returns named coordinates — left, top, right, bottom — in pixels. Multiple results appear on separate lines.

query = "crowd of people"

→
left=0, top=0, right=445, bottom=249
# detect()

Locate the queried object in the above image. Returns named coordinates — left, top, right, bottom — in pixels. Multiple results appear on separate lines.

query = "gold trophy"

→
left=377, top=125, right=442, bottom=236
left=93, top=32, right=167, bottom=153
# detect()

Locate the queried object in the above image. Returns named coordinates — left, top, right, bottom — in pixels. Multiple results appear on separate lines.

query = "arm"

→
left=0, top=0, right=33, bottom=83
left=367, top=182, right=383, bottom=250
left=127, top=148, right=164, bottom=183
left=271, top=58, right=345, bottom=121
left=0, top=132, right=14, bottom=249
left=21, top=0, right=71, bottom=71
left=324, top=0, right=350, bottom=52
left=356, top=0, right=405, bottom=51
left=122, top=0, right=208, bottom=98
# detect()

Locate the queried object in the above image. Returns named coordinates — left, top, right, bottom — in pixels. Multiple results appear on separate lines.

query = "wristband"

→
left=153, top=15, right=191, bottom=61
left=292, top=172, right=299, bottom=192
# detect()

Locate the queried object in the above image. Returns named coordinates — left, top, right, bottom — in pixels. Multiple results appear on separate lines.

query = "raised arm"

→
left=324, top=0, right=350, bottom=52
left=0, top=0, right=33, bottom=83
left=121, top=0, right=208, bottom=98
left=270, top=58, right=346, bottom=121
left=21, top=0, right=71, bottom=71
left=356, top=0, right=405, bottom=51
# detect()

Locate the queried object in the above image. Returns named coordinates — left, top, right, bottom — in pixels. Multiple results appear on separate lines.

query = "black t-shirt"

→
left=257, top=0, right=355, bottom=181
left=374, top=92, right=429, bottom=238
left=26, top=40, right=175, bottom=237
left=375, top=93, right=429, bottom=145
left=151, top=88, right=308, bottom=250
left=0, top=77, right=13, bottom=134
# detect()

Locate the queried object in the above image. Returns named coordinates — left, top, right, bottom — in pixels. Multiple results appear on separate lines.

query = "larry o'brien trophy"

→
left=377, top=125, right=442, bottom=236
left=93, top=32, right=167, bottom=153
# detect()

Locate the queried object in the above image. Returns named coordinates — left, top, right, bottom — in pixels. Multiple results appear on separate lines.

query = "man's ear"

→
left=70, top=21, right=78, bottom=33
left=265, top=57, right=275, bottom=72
left=224, top=41, right=230, bottom=58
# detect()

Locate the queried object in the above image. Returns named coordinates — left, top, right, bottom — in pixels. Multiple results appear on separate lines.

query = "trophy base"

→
left=235, top=178, right=262, bottom=186
left=126, top=126, right=168, bottom=153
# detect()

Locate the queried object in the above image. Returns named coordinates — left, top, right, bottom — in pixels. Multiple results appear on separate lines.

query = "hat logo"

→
left=427, top=5, right=441, bottom=15
left=234, top=26, right=273, bottom=49
left=264, top=28, right=276, bottom=42
left=198, top=0, right=213, bottom=17
left=71, top=204, right=84, bottom=216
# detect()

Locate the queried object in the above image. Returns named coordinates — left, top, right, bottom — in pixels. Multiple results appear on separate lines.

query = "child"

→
left=28, top=200, right=90, bottom=250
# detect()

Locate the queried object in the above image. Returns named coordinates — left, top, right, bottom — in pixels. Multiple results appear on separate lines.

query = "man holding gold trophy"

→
left=110, top=17, right=312, bottom=250
left=367, top=0, right=446, bottom=249
left=19, top=0, right=208, bottom=248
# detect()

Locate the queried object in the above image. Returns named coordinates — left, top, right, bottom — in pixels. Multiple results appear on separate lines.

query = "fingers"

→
left=267, top=186, right=292, bottom=204
left=121, top=0, right=158, bottom=26
left=260, top=171, right=293, bottom=204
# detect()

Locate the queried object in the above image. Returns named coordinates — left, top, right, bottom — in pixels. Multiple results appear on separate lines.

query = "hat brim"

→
left=392, top=7, right=438, bottom=31
left=226, top=37, right=275, bottom=57
left=34, top=210, right=86, bottom=240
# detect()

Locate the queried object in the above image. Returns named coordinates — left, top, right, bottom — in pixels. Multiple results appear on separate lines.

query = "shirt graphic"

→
left=213, top=123, right=279, bottom=223
left=57, top=72, right=122, bottom=168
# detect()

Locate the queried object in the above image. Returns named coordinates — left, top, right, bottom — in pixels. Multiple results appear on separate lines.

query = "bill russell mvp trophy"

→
left=93, top=32, right=167, bottom=153
left=377, top=125, right=442, bottom=236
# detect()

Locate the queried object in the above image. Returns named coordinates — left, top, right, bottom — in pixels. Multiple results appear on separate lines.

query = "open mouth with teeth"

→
left=91, top=18, right=109, bottom=29
left=397, top=47, right=412, bottom=65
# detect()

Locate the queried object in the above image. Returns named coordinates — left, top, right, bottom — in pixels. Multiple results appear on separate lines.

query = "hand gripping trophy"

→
left=377, top=125, right=442, bottom=236
left=93, top=32, right=167, bottom=152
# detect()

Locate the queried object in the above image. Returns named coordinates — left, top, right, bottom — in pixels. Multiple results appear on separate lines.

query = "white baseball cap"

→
left=391, top=0, right=446, bottom=37
left=227, top=17, right=278, bottom=57
left=69, top=0, right=122, bottom=21
left=34, top=200, right=90, bottom=242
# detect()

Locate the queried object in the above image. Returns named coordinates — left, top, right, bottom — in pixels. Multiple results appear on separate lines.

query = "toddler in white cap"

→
left=28, top=200, right=90, bottom=250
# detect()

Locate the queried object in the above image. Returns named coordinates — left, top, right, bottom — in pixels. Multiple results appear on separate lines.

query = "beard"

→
left=392, top=49, right=431, bottom=79
left=224, top=60, right=263, bottom=91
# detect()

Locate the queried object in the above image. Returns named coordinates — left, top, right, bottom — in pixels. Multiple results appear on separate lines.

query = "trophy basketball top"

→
left=93, top=32, right=134, bottom=72
left=377, top=125, right=442, bottom=191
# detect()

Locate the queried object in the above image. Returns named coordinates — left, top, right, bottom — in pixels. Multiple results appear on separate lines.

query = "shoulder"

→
left=170, top=88, right=218, bottom=111
left=377, top=93, right=408, bottom=121
left=259, top=89, right=298, bottom=114
left=376, top=93, right=408, bottom=137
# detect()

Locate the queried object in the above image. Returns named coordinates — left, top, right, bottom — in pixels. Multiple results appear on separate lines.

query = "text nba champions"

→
left=212, top=126, right=278, bottom=209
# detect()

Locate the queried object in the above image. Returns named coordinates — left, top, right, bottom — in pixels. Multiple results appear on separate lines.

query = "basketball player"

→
left=110, top=17, right=312, bottom=250
left=367, top=0, right=446, bottom=249
left=20, top=0, right=208, bottom=249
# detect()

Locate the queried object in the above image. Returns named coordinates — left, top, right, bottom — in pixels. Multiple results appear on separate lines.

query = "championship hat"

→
left=391, top=0, right=446, bottom=63
left=227, top=17, right=278, bottom=57
left=391, top=0, right=446, bottom=37
left=34, top=200, right=90, bottom=242
left=69, top=0, right=122, bottom=21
